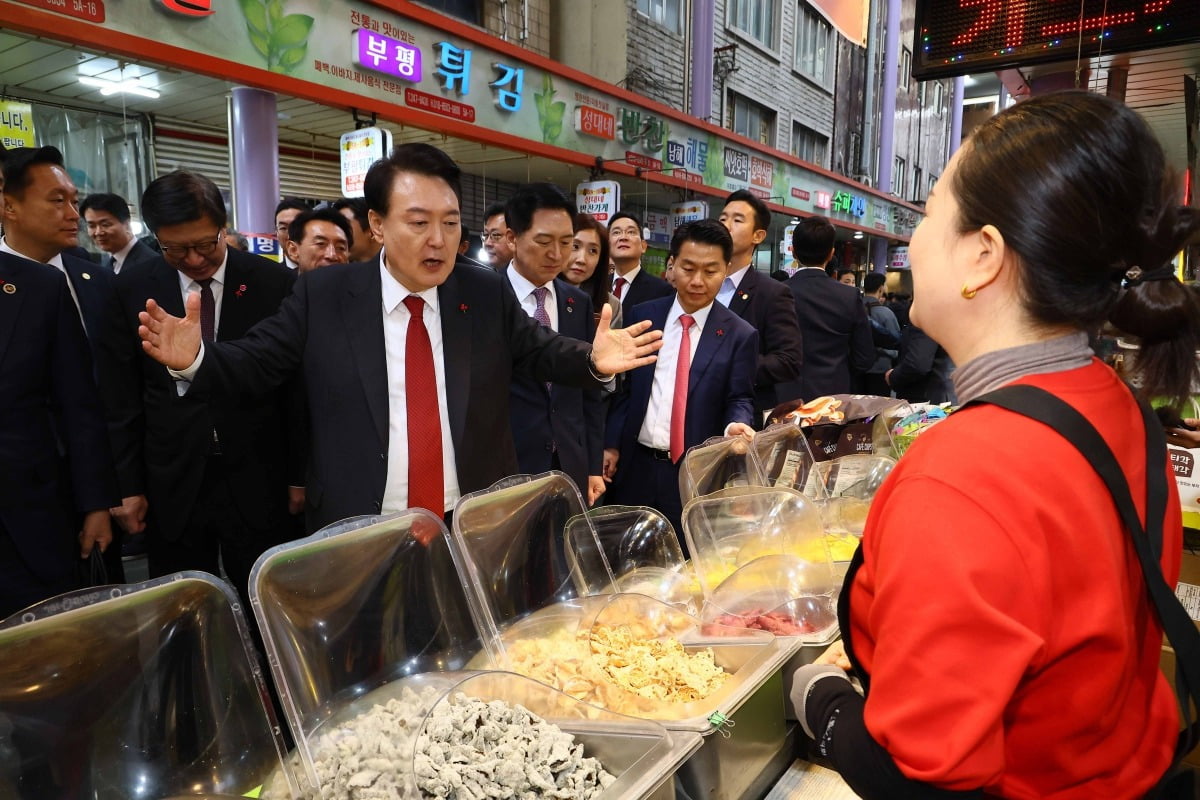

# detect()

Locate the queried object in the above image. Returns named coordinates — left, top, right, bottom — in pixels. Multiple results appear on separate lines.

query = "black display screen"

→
left=913, top=0, right=1200, bottom=80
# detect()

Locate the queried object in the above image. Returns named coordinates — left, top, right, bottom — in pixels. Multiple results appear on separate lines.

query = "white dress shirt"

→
left=637, top=299, right=713, bottom=450
left=0, top=237, right=83, bottom=321
left=379, top=254, right=462, bottom=515
left=110, top=237, right=138, bottom=274
left=506, top=263, right=559, bottom=331
left=716, top=264, right=752, bottom=307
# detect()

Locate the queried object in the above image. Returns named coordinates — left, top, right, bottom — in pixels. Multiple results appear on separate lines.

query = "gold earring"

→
left=961, top=284, right=978, bottom=300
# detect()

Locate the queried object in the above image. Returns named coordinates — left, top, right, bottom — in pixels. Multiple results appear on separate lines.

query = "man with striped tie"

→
left=502, top=183, right=605, bottom=506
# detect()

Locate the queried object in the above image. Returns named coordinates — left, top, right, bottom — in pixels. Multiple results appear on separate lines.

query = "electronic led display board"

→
left=913, top=0, right=1200, bottom=80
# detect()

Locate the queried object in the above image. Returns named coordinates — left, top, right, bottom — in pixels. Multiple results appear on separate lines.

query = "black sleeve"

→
left=889, top=327, right=938, bottom=389
left=849, top=299, right=877, bottom=374
left=755, top=283, right=804, bottom=388
left=805, top=678, right=987, bottom=800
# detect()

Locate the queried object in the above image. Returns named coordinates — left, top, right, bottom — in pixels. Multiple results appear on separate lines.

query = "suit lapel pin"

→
left=565, top=297, right=575, bottom=313
left=739, top=291, right=749, bottom=300
left=715, top=328, right=724, bottom=337
left=459, top=303, right=469, bottom=313
left=1, top=281, right=13, bottom=294
left=82, top=272, right=91, bottom=280
left=235, top=284, right=247, bottom=298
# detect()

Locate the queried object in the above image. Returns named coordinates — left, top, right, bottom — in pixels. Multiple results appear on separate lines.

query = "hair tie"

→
left=1121, top=264, right=1176, bottom=289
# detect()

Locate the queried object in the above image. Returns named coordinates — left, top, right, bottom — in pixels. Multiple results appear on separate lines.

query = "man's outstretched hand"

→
left=591, top=303, right=662, bottom=375
left=139, top=292, right=202, bottom=370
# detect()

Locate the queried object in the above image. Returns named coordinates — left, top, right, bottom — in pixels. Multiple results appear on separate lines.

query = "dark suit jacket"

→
left=0, top=253, right=117, bottom=582
left=889, top=325, right=957, bottom=404
left=505, top=276, right=604, bottom=497
left=191, top=259, right=599, bottom=533
left=618, top=268, right=673, bottom=316
left=115, top=249, right=298, bottom=543
left=778, top=269, right=875, bottom=402
left=606, top=297, right=757, bottom=461
left=61, top=252, right=144, bottom=498
left=103, top=238, right=157, bottom=274
left=726, top=267, right=804, bottom=416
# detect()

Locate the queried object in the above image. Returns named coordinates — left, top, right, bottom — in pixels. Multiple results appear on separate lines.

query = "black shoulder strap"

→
left=968, top=384, right=1200, bottom=762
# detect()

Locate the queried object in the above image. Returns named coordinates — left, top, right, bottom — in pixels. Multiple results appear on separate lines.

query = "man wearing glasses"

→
left=114, top=170, right=303, bottom=611
left=481, top=202, right=514, bottom=269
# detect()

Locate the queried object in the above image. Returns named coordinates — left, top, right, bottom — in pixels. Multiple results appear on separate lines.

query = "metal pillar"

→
left=228, top=86, right=280, bottom=236
left=690, top=0, right=715, bottom=122
left=949, top=75, right=965, bottom=158
left=871, top=0, right=901, bottom=273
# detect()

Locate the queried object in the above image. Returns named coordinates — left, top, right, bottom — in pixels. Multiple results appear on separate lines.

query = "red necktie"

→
left=403, top=295, right=444, bottom=517
left=613, top=276, right=627, bottom=299
left=670, top=314, right=695, bottom=463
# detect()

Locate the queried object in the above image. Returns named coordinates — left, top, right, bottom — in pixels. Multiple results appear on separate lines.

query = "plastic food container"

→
left=750, top=422, right=827, bottom=501
left=250, top=510, right=480, bottom=794
left=565, top=505, right=699, bottom=613
left=681, top=486, right=827, bottom=597
left=0, top=573, right=294, bottom=799
left=678, top=436, right=766, bottom=505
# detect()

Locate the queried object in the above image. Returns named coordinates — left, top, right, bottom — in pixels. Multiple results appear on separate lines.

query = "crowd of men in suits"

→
left=1, top=139, right=889, bottom=620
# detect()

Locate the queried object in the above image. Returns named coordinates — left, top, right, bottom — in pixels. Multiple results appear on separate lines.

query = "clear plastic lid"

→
left=266, top=669, right=700, bottom=800
left=449, top=471, right=585, bottom=665
left=249, top=509, right=479, bottom=794
left=565, top=505, right=698, bottom=612
left=678, top=435, right=766, bottom=505
left=473, top=593, right=786, bottom=729
left=682, top=486, right=828, bottom=597
left=750, top=421, right=827, bottom=501
left=699, top=554, right=839, bottom=643
left=0, top=573, right=293, bottom=799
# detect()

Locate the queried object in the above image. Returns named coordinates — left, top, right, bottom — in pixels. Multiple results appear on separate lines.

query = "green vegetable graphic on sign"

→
left=534, top=73, right=566, bottom=144
left=239, top=0, right=313, bottom=74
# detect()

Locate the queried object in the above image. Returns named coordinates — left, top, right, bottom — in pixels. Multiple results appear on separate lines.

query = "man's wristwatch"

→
left=587, top=348, right=614, bottom=382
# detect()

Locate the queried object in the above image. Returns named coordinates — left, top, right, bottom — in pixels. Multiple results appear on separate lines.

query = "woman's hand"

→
left=1167, top=419, right=1200, bottom=448
left=814, top=639, right=852, bottom=671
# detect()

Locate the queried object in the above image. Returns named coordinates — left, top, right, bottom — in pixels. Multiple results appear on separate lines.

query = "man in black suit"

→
left=136, top=144, right=661, bottom=533
left=608, top=210, right=673, bottom=315
left=501, top=183, right=604, bottom=505
left=777, top=216, right=874, bottom=402
left=604, top=220, right=758, bottom=538
left=80, top=193, right=157, bottom=275
left=0, top=146, right=143, bottom=580
left=116, top=170, right=301, bottom=607
left=0, top=250, right=117, bottom=618
left=717, top=190, right=803, bottom=420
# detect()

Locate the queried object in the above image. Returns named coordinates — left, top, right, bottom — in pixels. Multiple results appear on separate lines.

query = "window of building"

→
left=729, top=0, right=778, bottom=48
left=794, top=2, right=833, bottom=87
left=729, top=92, right=775, bottom=145
left=420, top=0, right=480, bottom=24
left=913, top=166, right=923, bottom=202
left=899, top=47, right=912, bottom=91
left=893, top=156, right=906, bottom=198
left=636, top=0, right=683, bottom=33
left=929, top=173, right=938, bottom=195
left=918, top=81, right=927, bottom=107
left=792, top=121, right=828, bottom=165
left=934, top=81, right=946, bottom=115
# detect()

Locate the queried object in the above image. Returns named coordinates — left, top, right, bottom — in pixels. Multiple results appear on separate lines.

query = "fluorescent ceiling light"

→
left=853, top=231, right=864, bottom=239
left=79, top=75, right=160, bottom=99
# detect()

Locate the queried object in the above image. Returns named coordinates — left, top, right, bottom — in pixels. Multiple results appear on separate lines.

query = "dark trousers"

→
left=0, top=519, right=77, bottom=620
left=147, top=457, right=294, bottom=613
left=608, top=445, right=687, bottom=555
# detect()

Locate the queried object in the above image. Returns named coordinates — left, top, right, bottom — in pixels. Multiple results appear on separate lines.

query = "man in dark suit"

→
left=717, top=190, right=803, bottom=420
left=603, top=220, right=757, bottom=538
left=135, top=144, right=661, bottom=533
left=80, top=192, right=156, bottom=275
left=115, top=170, right=301, bottom=607
left=0, top=146, right=143, bottom=580
left=608, top=210, right=673, bottom=315
left=778, top=216, right=875, bottom=403
left=0, top=251, right=116, bottom=618
left=501, top=183, right=604, bottom=505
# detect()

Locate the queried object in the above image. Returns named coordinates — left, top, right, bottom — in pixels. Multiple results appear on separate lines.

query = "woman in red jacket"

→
left=791, top=91, right=1200, bottom=799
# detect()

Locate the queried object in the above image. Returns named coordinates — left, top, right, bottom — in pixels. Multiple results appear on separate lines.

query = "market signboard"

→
left=18, top=0, right=919, bottom=238
left=0, top=101, right=36, bottom=149
left=574, top=180, right=620, bottom=222
left=339, top=126, right=392, bottom=197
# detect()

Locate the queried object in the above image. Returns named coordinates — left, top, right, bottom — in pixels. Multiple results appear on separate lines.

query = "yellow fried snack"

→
left=503, top=623, right=728, bottom=715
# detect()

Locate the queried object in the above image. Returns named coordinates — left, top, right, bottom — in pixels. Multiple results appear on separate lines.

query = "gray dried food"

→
left=259, top=686, right=615, bottom=800
left=415, top=693, right=616, bottom=799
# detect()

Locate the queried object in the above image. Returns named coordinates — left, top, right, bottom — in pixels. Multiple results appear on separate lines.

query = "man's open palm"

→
left=139, top=292, right=202, bottom=371
left=591, top=303, right=662, bottom=375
